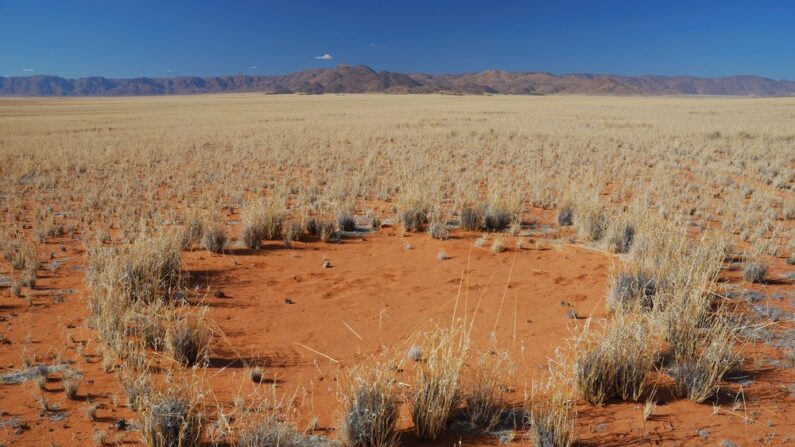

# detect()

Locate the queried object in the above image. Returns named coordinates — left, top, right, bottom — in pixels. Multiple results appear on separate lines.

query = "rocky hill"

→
left=2, top=65, right=793, bottom=96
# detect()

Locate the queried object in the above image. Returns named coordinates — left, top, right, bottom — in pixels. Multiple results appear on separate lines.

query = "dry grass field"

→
left=0, top=93, right=793, bottom=446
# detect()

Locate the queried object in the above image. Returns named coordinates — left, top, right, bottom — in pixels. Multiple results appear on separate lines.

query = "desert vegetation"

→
left=0, top=94, right=793, bottom=446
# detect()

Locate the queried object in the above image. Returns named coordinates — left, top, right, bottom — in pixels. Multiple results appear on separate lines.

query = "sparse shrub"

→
left=338, top=212, right=357, bottom=232
left=341, top=366, right=400, bottom=447
left=202, top=225, right=227, bottom=254
left=436, top=249, right=449, bottom=260
left=574, top=317, right=656, bottom=404
left=606, top=271, right=657, bottom=312
left=410, top=327, right=468, bottom=440
left=459, top=206, right=484, bottom=231
left=787, top=252, right=795, bottom=265
left=605, top=223, right=635, bottom=253
left=429, top=221, right=449, bottom=240
left=491, top=238, right=506, bottom=253
left=742, top=261, right=767, bottom=283
left=140, top=391, right=203, bottom=447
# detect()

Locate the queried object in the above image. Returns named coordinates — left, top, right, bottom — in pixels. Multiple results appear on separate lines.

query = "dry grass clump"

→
left=202, top=224, right=227, bottom=254
left=410, top=326, right=469, bottom=440
left=573, top=198, right=608, bottom=241
left=458, top=204, right=514, bottom=232
left=237, top=415, right=318, bottom=447
left=490, top=238, right=506, bottom=254
left=242, top=199, right=286, bottom=250
left=337, top=212, right=357, bottom=232
left=140, top=386, right=204, bottom=447
left=86, top=233, right=184, bottom=354
left=63, top=369, right=83, bottom=400
left=460, top=206, right=484, bottom=231
left=282, top=221, right=303, bottom=248
left=121, top=234, right=183, bottom=303
left=606, top=271, right=657, bottom=313
left=340, top=364, right=400, bottom=447
left=573, top=316, right=656, bottom=404
left=242, top=200, right=267, bottom=250
left=666, top=321, right=739, bottom=403
left=179, top=213, right=204, bottom=250
left=605, top=221, right=636, bottom=254
left=742, top=260, right=767, bottom=283
left=133, top=299, right=173, bottom=350
left=316, top=220, right=340, bottom=243
left=3, top=236, right=38, bottom=272
left=400, top=206, right=428, bottom=233
left=166, top=308, right=212, bottom=366
left=119, top=367, right=152, bottom=410
left=428, top=221, right=449, bottom=240
left=527, top=367, right=576, bottom=447
left=483, top=207, right=513, bottom=232
left=461, top=346, right=514, bottom=432
left=556, top=199, right=574, bottom=226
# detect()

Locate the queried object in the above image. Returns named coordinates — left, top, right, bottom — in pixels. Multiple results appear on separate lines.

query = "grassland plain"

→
left=0, top=94, right=793, bottom=446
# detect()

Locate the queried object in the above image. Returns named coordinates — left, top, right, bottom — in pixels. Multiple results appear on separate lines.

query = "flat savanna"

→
left=0, top=94, right=793, bottom=446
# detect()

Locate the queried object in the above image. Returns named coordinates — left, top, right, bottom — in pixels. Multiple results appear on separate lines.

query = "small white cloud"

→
left=165, top=68, right=172, bottom=73
left=314, top=53, right=333, bottom=60
left=21, top=68, right=35, bottom=72
left=369, top=43, right=379, bottom=48
left=250, top=65, right=257, bottom=69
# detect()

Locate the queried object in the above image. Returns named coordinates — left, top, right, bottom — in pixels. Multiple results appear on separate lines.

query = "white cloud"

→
left=369, top=43, right=379, bottom=48
left=21, top=68, right=35, bottom=72
left=314, top=53, right=333, bottom=60
left=250, top=65, right=257, bottom=69
left=165, top=68, right=172, bottom=73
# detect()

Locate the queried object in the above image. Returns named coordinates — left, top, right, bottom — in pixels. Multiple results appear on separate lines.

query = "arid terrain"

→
left=0, top=94, right=793, bottom=447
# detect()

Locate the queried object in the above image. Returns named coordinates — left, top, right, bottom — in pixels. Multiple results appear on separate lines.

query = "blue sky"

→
left=1, top=0, right=794, bottom=79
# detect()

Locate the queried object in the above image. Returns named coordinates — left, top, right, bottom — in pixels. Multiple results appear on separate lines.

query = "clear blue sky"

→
left=1, top=0, right=794, bottom=79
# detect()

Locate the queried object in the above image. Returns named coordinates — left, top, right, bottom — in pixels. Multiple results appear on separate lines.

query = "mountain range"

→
left=2, top=65, right=794, bottom=97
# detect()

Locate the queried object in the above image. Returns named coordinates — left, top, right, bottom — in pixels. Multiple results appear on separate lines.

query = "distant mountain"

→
left=2, top=65, right=794, bottom=96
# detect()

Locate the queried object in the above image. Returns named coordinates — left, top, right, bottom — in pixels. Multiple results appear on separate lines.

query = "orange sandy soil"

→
left=1, top=207, right=793, bottom=446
